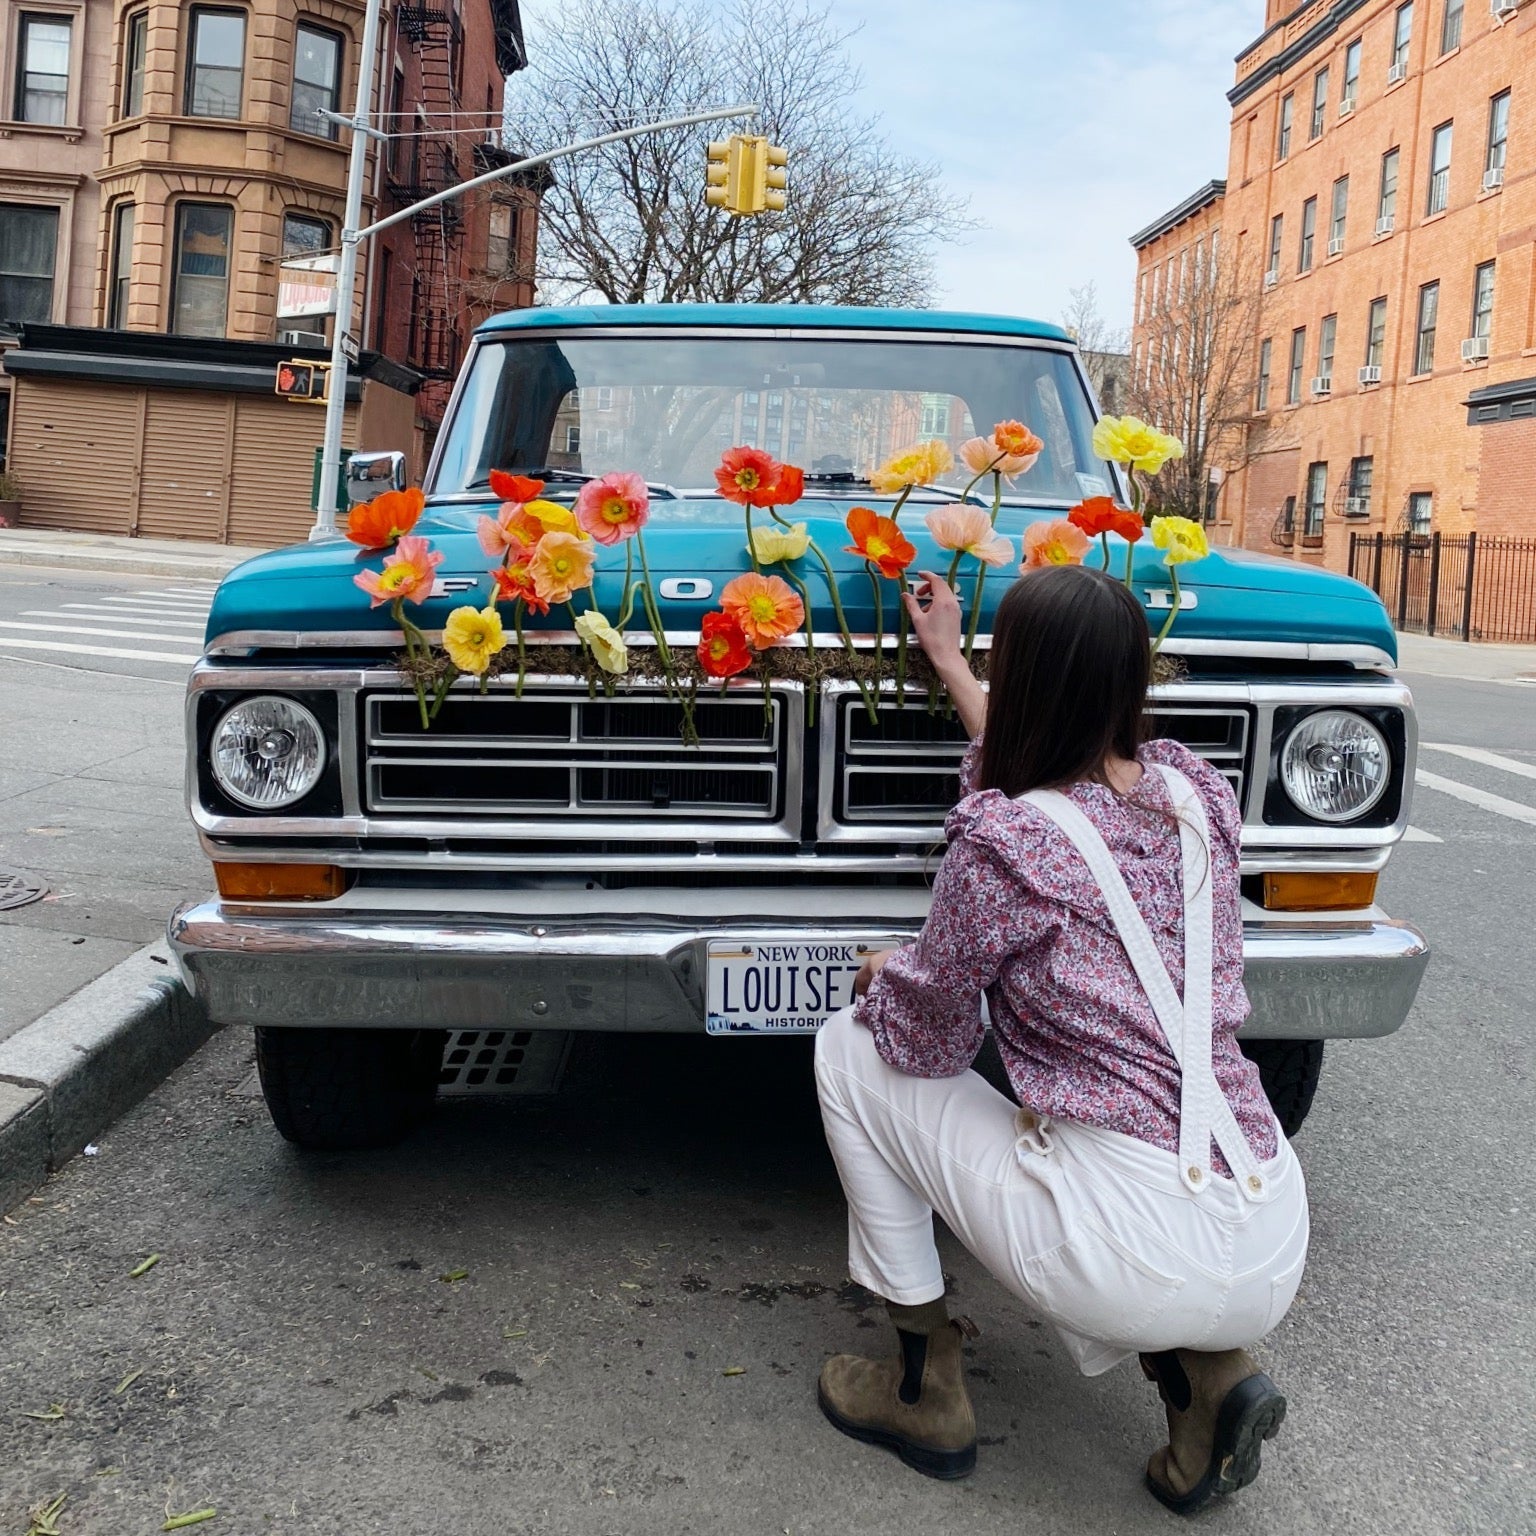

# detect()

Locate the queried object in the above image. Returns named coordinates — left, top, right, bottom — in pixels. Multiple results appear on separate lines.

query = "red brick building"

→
left=1133, top=0, right=1536, bottom=574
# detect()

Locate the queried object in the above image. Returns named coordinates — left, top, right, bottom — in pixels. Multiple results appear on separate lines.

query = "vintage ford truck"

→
left=169, top=304, right=1429, bottom=1149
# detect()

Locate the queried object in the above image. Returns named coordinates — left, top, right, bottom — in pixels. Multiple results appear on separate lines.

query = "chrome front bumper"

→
left=168, top=893, right=1429, bottom=1042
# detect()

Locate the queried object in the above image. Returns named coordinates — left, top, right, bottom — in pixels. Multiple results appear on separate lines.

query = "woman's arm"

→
left=904, top=571, right=986, bottom=738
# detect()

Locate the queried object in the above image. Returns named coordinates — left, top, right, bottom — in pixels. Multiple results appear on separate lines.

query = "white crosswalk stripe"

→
left=0, top=581, right=213, bottom=671
left=1414, top=769, right=1536, bottom=828
left=1420, top=741, right=1536, bottom=783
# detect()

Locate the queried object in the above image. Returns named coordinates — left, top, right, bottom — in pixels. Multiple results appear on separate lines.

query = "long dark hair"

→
left=977, top=564, right=1151, bottom=798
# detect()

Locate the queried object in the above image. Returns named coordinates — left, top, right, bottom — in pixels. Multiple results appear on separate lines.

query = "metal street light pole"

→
left=309, top=99, right=761, bottom=541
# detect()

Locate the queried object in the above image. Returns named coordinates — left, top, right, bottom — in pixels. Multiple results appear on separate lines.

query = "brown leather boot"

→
left=1140, top=1348, right=1287, bottom=1515
left=817, top=1298, right=979, bottom=1479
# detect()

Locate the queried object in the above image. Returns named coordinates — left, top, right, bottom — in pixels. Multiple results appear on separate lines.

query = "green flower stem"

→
left=783, top=568, right=818, bottom=727
left=887, top=483, right=914, bottom=525
left=393, top=598, right=431, bottom=731
left=1151, top=564, right=1182, bottom=655
left=616, top=539, right=636, bottom=627
left=865, top=562, right=883, bottom=692
left=744, top=508, right=761, bottom=574
left=1100, top=532, right=1112, bottom=571
left=634, top=530, right=674, bottom=673
left=957, top=452, right=1005, bottom=504
left=514, top=602, right=526, bottom=700
left=804, top=539, right=877, bottom=725
left=1124, top=535, right=1137, bottom=587
left=962, top=472, right=1004, bottom=662
left=895, top=585, right=911, bottom=706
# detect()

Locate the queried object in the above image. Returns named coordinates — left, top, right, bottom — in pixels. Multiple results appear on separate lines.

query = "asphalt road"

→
left=1, top=575, right=1533, bottom=1534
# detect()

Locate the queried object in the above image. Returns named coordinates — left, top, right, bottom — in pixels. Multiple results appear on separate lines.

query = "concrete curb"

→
left=0, top=941, right=215, bottom=1213
left=0, top=544, right=245, bottom=581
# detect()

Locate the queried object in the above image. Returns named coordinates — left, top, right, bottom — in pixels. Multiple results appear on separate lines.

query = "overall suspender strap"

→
left=1021, top=768, right=1268, bottom=1201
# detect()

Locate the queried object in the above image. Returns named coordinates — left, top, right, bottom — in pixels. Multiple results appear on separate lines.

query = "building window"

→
left=1288, top=326, right=1306, bottom=403
left=1408, top=492, right=1432, bottom=535
left=1256, top=337, right=1271, bottom=411
left=1426, top=121, right=1452, bottom=214
left=281, top=212, right=328, bottom=259
left=186, top=9, right=246, bottom=119
left=565, top=425, right=581, bottom=454
left=1347, top=457, right=1374, bottom=516
left=1281, top=495, right=1297, bottom=538
left=1392, top=3, right=1413, bottom=75
left=1310, top=66, right=1329, bottom=139
left=1486, top=90, right=1510, bottom=181
left=373, top=246, right=391, bottom=350
left=14, top=13, right=71, bottom=124
left=920, top=395, right=950, bottom=436
left=1138, top=269, right=1149, bottom=323
left=1342, top=38, right=1361, bottom=107
left=1414, top=280, right=1439, bottom=373
left=108, top=202, right=134, bottom=327
left=1366, top=296, right=1388, bottom=368
left=1471, top=260, right=1495, bottom=341
left=1330, top=176, right=1349, bottom=249
left=1298, top=197, right=1317, bottom=272
left=0, top=203, right=58, bottom=325
left=170, top=202, right=233, bottom=337
left=1439, top=0, right=1463, bottom=55
left=595, top=386, right=614, bottom=412
left=1305, top=463, right=1327, bottom=536
left=487, top=202, right=514, bottom=275
left=123, top=10, right=147, bottom=118
left=1266, top=213, right=1283, bottom=279
left=291, top=23, right=341, bottom=138
left=1278, top=92, right=1293, bottom=158
left=1318, top=314, right=1337, bottom=382
left=1178, top=246, right=1188, bottom=301
left=1379, top=147, right=1400, bottom=226
left=387, top=67, right=405, bottom=177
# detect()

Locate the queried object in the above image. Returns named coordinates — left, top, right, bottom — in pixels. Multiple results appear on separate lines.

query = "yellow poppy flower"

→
left=442, top=604, right=506, bottom=675
left=520, top=499, right=589, bottom=540
left=1150, top=515, right=1209, bottom=565
left=1091, top=415, right=1185, bottom=475
left=869, top=440, right=955, bottom=493
left=747, top=521, right=810, bottom=564
left=574, top=609, right=629, bottom=674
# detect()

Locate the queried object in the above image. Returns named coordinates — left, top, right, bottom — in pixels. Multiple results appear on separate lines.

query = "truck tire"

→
left=254, top=1027, right=446, bottom=1150
left=1240, top=1039, right=1324, bottom=1139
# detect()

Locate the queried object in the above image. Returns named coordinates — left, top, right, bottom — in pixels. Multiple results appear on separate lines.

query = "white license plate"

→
left=705, top=938, right=877, bottom=1035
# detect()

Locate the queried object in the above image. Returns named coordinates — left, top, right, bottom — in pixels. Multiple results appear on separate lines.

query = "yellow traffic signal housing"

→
left=703, top=135, right=788, bottom=216
left=275, top=359, right=330, bottom=403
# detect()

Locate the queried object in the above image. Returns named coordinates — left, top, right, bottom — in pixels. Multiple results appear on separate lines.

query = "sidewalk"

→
left=0, top=526, right=265, bottom=580
left=1394, top=631, right=1536, bottom=684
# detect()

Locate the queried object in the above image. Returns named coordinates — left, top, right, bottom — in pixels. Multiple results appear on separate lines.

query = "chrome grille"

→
left=362, top=688, right=799, bottom=836
left=820, top=690, right=1254, bottom=839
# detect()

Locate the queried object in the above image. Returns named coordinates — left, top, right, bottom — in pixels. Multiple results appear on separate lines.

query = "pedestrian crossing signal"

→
left=275, top=359, right=329, bottom=402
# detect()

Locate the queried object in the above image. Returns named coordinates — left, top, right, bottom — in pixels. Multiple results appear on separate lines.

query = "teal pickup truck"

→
left=169, top=304, right=1429, bottom=1149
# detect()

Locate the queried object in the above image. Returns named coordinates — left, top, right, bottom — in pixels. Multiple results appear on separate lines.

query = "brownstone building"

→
left=1133, top=0, right=1536, bottom=578
left=0, top=0, right=536, bottom=542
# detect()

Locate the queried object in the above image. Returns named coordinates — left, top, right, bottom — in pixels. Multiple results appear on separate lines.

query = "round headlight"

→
left=211, top=697, right=326, bottom=811
left=1280, top=709, right=1390, bottom=823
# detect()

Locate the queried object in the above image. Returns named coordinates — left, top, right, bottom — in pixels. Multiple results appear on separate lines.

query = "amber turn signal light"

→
left=1261, top=871, right=1378, bottom=912
left=214, top=863, right=349, bottom=900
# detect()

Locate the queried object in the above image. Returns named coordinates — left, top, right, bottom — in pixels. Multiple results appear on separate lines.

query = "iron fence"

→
left=1347, top=531, right=1536, bottom=643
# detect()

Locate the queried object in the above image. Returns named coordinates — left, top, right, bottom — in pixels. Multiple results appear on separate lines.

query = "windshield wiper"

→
left=802, top=472, right=870, bottom=487
left=477, top=469, right=682, bottom=500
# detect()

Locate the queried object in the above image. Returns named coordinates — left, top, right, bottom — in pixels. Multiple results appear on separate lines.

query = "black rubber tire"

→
left=254, top=1027, right=446, bottom=1150
left=1240, top=1038, right=1325, bottom=1139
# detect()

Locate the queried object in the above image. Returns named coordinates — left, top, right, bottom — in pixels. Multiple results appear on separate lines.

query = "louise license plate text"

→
left=705, top=939, right=875, bottom=1035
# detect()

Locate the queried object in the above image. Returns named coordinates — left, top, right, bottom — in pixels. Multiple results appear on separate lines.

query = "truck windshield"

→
left=431, top=333, right=1116, bottom=505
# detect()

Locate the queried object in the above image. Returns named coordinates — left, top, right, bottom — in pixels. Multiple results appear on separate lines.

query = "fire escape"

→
left=389, top=6, right=465, bottom=381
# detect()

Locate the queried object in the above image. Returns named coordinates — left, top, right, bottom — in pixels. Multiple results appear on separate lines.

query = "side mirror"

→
left=346, top=450, right=407, bottom=504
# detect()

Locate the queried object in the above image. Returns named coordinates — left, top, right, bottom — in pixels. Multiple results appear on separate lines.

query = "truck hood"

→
left=206, top=498, right=1398, bottom=662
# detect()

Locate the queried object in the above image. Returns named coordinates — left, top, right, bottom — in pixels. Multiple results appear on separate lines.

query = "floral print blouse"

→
left=858, top=737, right=1279, bottom=1170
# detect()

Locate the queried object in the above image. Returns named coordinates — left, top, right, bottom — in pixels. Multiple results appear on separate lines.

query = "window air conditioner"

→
left=1482, top=166, right=1505, bottom=191
left=1311, top=375, right=1333, bottom=396
left=279, top=327, right=327, bottom=348
left=1339, top=96, right=1356, bottom=117
left=1375, top=214, right=1395, bottom=236
left=1358, top=365, right=1383, bottom=386
left=1343, top=498, right=1371, bottom=518
left=1327, top=237, right=1344, bottom=256
left=1461, top=336, right=1491, bottom=362
left=1264, top=269, right=1279, bottom=290
left=1491, top=0, right=1517, bottom=21
left=1387, top=62, right=1407, bottom=84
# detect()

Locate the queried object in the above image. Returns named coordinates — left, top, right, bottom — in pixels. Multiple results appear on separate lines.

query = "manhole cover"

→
left=0, top=868, right=47, bottom=911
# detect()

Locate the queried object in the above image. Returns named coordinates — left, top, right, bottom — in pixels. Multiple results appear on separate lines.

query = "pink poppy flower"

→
left=353, top=534, right=443, bottom=606
left=575, top=471, right=650, bottom=544
left=924, top=505, right=1015, bottom=567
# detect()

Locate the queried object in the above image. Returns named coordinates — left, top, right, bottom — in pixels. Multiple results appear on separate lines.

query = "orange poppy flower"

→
left=491, top=561, right=549, bottom=616
left=1068, top=496, right=1143, bottom=543
left=715, top=447, right=805, bottom=508
left=719, top=572, right=805, bottom=649
left=844, top=506, right=916, bottom=580
left=697, top=610, right=753, bottom=678
left=346, top=487, right=425, bottom=550
left=489, top=469, right=545, bottom=503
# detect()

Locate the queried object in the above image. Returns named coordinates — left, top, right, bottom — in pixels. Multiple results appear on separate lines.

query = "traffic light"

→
left=275, top=359, right=330, bottom=403
left=703, top=135, right=789, bottom=216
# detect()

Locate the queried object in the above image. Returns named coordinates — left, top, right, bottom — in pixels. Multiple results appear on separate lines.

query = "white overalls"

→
left=815, top=766, right=1311, bottom=1375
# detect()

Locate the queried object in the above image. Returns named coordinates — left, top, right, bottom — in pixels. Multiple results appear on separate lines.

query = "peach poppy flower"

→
left=528, top=530, right=596, bottom=605
left=346, top=487, right=425, bottom=550
left=489, top=469, right=546, bottom=503
left=715, top=447, right=804, bottom=508
left=698, top=610, right=754, bottom=677
left=960, top=422, right=1042, bottom=480
left=353, top=534, right=443, bottom=606
left=477, top=507, right=538, bottom=560
left=844, top=505, right=916, bottom=580
left=1021, top=519, right=1091, bottom=570
left=574, top=471, right=650, bottom=544
left=719, top=572, right=805, bottom=648
left=924, top=505, right=1014, bottom=568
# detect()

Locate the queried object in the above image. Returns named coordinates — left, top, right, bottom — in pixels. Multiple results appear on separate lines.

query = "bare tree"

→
left=507, top=0, right=969, bottom=307
left=1126, top=251, right=1265, bottom=523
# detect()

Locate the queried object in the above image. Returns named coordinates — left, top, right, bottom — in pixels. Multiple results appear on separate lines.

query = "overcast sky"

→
left=515, top=1, right=1260, bottom=334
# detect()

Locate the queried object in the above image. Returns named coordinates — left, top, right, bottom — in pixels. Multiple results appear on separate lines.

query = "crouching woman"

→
left=813, top=564, right=1309, bottom=1516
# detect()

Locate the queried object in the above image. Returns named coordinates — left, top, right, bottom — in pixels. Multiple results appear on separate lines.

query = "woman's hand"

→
left=852, top=947, right=895, bottom=999
left=903, top=570, right=987, bottom=739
